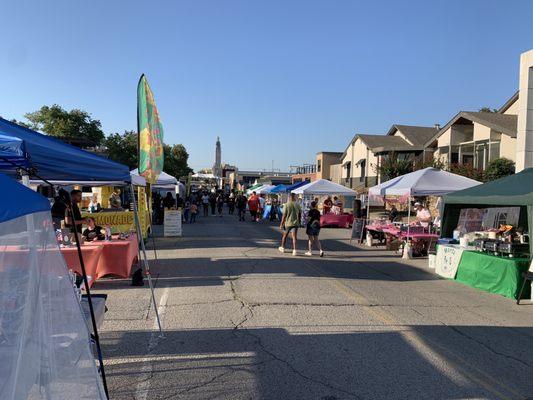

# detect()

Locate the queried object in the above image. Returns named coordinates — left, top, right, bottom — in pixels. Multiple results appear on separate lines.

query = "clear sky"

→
left=1, top=0, right=532, bottom=172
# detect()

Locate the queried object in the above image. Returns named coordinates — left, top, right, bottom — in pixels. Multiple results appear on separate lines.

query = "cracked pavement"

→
left=95, top=213, right=533, bottom=400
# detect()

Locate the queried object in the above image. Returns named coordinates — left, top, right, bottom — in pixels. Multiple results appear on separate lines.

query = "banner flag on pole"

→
left=137, top=74, right=164, bottom=184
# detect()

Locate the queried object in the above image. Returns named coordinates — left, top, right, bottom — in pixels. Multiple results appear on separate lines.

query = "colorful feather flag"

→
left=137, top=74, right=164, bottom=184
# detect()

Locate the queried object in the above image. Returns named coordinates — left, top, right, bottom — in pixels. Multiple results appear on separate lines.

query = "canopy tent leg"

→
left=130, top=184, right=163, bottom=334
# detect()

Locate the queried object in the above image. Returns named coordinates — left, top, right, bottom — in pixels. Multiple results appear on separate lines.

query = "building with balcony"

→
left=433, top=93, right=518, bottom=170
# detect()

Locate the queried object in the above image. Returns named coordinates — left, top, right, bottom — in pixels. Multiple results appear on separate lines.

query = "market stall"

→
left=291, top=179, right=356, bottom=228
left=367, top=168, right=480, bottom=255
left=0, top=172, right=106, bottom=399
left=439, top=168, right=533, bottom=300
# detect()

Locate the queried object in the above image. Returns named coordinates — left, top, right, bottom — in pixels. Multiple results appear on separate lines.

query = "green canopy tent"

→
left=442, top=168, right=533, bottom=255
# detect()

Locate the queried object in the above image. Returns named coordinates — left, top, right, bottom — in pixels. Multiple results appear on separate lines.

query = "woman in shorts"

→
left=305, top=201, right=324, bottom=257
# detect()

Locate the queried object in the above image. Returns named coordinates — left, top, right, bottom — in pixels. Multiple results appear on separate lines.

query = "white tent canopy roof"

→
left=255, top=184, right=275, bottom=194
left=130, top=169, right=178, bottom=188
left=291, top=179, right=357, bottom=195
left=368, top=167, right=481, bottom=197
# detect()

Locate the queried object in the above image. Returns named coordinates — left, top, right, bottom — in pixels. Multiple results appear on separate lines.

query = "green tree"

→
left=104, top=130, right=138, bottom=169
left=483, top=157, right=515, bottom=182
left=24, top=105, right=104, bottom=146
left=374, top=153, right=414, bottom=181
left=479, top=107, right=498, bottom=113
left=104, top=132, right=193, bottom=178
left=163, top=143, right=193, bottom=179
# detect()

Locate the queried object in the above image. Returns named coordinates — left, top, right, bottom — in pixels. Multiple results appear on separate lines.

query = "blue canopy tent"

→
left=0, top=132, right=29, bottom=170
left=269, top=184, right=288, bottom=193
left=0, top=118, right=130, bottom=183
left=286, top=181, right=309, bottom=192
left=0, top=172, right=106, bottom=399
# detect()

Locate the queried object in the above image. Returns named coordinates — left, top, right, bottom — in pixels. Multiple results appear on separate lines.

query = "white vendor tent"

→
left=0, top=172, right=106, bottom=399
left=291, top=179, right=356, bottom=195
left=130, top=168, right=178, bottom=188
left=368, top=167, right=481, bottom=197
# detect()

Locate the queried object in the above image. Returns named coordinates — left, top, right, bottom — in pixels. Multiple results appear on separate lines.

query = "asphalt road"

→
left=95, top=211, right=533, bottom=400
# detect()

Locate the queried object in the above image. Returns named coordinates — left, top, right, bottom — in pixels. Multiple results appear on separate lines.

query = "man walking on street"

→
left=248, top=191, right=259, bottom=222
left=279, top=193, right=301, bottom=256
left=236, top=192, right=247, bottom=221
left=201, top=192, right=209, bottom=217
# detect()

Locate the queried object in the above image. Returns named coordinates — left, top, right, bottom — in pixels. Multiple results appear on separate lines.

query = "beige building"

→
left=433, top=93, right=518, bottom=169
left=315, top=152, right=343, bottom=180
left=333, top=125, right=439, bottom=192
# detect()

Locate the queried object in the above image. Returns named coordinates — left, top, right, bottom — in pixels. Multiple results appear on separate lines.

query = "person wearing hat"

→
left=413, top=201, right=431, bottom=228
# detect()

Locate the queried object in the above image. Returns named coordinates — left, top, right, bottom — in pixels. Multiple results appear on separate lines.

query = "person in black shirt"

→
left=51, top=192, right=68, bottom=230
left=162, top=192, right=176, bottom=209
left=66, top=189, right=84, bottom=234
left=235, top=192, right=247, bottom=221
left=305, top=201, right=324, bottom=257
left=82, top=217, right=105, bottom=241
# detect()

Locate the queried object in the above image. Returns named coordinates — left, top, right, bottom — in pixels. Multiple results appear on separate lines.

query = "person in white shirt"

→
left=201, top=193, right=210, bottom=217
left=413, top=201, right=431, bottom=228
left=258, top=195, right=266, bottom=219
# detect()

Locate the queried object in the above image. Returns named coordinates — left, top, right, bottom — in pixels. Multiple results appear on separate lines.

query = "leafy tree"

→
left=448, top=163, right=484, bottom=182
left=479, top=107, right=498, bottom=113
left=163, top=143, right=193, bottom=179
left=104, top=130, right=138, bottom=169
left=24, top=105, right=104, bottom=146
left=104, top=131, right=193, bottom=178
left=483, top=158, right=515, bottom=182
left=374, top=153, right=414, bottom=181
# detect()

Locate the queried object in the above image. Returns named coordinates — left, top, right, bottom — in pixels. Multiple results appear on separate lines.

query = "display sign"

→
left=350, top=218, right=365, bottom=244
left=81, top=211, right=149, bottom=238
left=164, top=210, right=182, bottom=237
left=435, top=245, right=465, bottom=279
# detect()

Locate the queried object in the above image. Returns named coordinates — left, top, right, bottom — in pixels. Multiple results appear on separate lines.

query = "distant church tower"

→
left=213, top=136, right=222, bottom=178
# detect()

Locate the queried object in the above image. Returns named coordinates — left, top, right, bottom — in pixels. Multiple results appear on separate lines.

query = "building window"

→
left=317, top=160, right=322, bottom=172
left=360, top=160, right=366, bottom=181
left=489, top=142, right=500, bottom=162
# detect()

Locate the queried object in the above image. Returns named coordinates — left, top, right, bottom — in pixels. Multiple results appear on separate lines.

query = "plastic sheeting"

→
left=0, top=211, right=106, bottom=399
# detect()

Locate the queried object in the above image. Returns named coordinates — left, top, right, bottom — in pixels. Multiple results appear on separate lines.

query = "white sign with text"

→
left=164, top=210, right=182, bottom=237
left=435, top=245, right=465, bottom=279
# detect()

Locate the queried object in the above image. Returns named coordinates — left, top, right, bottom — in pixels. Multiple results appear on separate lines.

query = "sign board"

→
left=164, top=210, right=182, bottom=237
left=350, top=218, right=365, bottom=244
left=435, top=245, right=465, bottom=279
left=81, top=210, right=149, bottom=238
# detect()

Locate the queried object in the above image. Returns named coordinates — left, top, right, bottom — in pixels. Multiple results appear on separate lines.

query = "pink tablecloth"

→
left=61, top=245, right=103, bottom=287
left=320, top=213, right=354, bottom=228
left=83, top=235, right=139, bottom=280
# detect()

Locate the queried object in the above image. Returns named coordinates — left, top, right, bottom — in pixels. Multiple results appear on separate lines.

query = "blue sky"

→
left=1, top=0, right=532, bottom=171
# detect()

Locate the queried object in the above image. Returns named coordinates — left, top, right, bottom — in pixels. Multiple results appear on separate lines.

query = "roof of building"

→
left=498, top=91, right=519, bottom=113
left=316, top=151, right=344, bottom=156
left=357, top=134, right=422, bottom=153
left=387, top=124, right=440, bottom=146
left=430, top=111, right=518, bottom=144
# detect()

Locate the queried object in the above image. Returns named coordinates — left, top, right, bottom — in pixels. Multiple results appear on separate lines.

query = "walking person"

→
left=305, top=201, right=324, bottom=257
left=183, top=201, right=190, bottom=223
left=209, top=192, right=217, bottom=216
left=228, top=193, right=235, bottom=215
left=189, top=202, right=198, bottom=223
left=248, top=191, right=259, bottom=222
left=278, top=193, right=301, bottom=256
left=258, top=194, right=266, bottom=221
left=236, top=192, right=247, bottom=221
left=216, top=193, right=224, bottom=216
left=201, top=192, right=209, bottom=217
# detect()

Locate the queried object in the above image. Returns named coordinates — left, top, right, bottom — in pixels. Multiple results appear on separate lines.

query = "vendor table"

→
left=61, top=245, right=104, bottom=287
left=455, top=250, right=530, bottom=300
left=84, top=234, right=139, bottom=280
left=320, top=213, right=353, bottom=228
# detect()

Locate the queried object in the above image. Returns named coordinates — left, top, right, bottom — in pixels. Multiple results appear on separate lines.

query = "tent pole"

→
left=65, top=190, right=109, bottom=398
left=144, top=189, right=158, bottom=261
left=130, top=184, right=163, bottom=334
